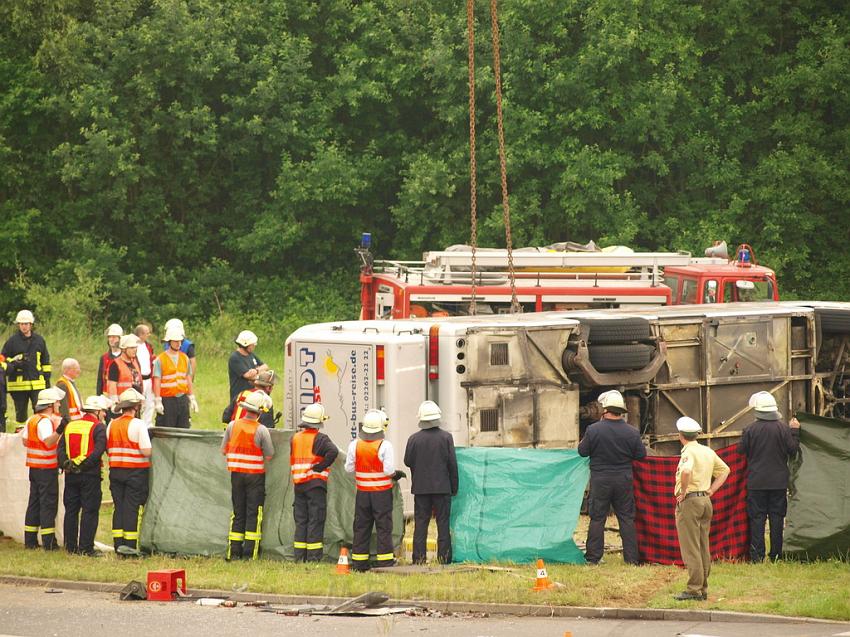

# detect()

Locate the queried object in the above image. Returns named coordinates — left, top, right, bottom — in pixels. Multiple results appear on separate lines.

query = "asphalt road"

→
left=1, top=584, right=848, bottom=637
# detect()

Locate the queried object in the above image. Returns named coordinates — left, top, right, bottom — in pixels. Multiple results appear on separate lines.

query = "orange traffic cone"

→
left=532, top=558, right=555, bottom=591
left=336, top=547, right=351, bottom=575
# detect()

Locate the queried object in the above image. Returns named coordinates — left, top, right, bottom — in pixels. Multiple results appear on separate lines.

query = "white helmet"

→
left=164, top=318, right=185, bottom=333
left=750, top=391, right=778, bottom=412
left=15, top=309, right=35, bottom=324
left=163, top=325, right=184, bottom=342
left=235, top=330, right=258, bottom=348
left=119, top=334, right=141, bottom=349
left=106, top=323, right=124, bottom=337
left=238, top=390, right=270, bottom=414
left=36, top=386, right=66, bottom=408
left=676, top=416, right=702, bottom=434
left=417, top=400, right=442, bottom=422
left=82, top=395, right=112, bottom=412
left=301, top=403, right=329, bottom=425
left=362, top=409, right=389, bottom=434
left=599, top=390, right=626, bottom=413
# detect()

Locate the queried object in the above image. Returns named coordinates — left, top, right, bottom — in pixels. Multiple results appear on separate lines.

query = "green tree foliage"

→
left=1, top=0, right=848, bottom=328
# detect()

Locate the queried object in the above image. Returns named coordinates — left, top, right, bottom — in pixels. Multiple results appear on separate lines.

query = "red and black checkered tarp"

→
left=633, top=446, right=749, bottom=565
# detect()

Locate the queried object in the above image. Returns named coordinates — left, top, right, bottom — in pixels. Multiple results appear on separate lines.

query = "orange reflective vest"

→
left=107, top=414, right=150, bottom=469
left=354, top=439, right=392, bottom=491
left=157, top=351, right=189, bottom=397
left=56, top=376, right=82, bottom=420
left=24, top=414, right=58, bottom=469
left=229, top=389, right=253, bottom=422
left=113, top=357, right=142, bottom=393
left=225, top=419, right=265, bottom=474
left=290, top=429, right=329, bottom=484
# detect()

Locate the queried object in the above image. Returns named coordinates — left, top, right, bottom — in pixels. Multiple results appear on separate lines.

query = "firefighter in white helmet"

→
left=577, top=390, right=646, bottom=565
left=290, top=402, right=338, bottom=561
left=21, top=386, right=65, bottom=549
left=404, top=400, right=458, bottom=564
left=162, top=318, right=197, bottom=379
left=96, top=323, right=123, bottom=397
left=107, top=334, right=143, bottom=406
left=345, top=408, right=404, bottom=571
left=152, top=325, right=198, bottom=428
left=228, top=330, right=268, bottom=401
left=2, top=309, right=51, bottom=431
left=221, top=390, right=275, bottom=560
left=107, top=388, right=151, bottom=555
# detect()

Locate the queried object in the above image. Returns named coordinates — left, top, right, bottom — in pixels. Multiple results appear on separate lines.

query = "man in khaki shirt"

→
left=673, top=416, right=730, bottom=601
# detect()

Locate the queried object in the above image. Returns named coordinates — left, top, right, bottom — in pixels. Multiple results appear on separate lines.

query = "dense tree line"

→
left=1, top=0, right=848, bottom=328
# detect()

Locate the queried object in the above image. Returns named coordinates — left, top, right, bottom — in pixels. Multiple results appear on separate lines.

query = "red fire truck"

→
left=357, top=237, right=779, bottom=320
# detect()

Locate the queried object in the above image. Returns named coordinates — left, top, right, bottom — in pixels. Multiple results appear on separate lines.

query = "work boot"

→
left=42, top=534, right=58, bottom=551
left=226, top=541, right=243, bottom=561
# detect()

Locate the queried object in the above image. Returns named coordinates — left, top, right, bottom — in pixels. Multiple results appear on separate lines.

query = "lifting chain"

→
left=466, top=0, right=478, bottom=315
left=466, top=0, right=520, bottom=315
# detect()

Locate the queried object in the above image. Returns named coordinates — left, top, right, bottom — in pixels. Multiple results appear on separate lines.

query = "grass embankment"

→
left=2, top=540, right=849, bottom=620
left=3, top=327, right=850, bottom=621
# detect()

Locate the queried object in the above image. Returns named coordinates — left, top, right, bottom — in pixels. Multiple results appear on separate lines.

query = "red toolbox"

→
left=146, top=569, right=187, bottom=601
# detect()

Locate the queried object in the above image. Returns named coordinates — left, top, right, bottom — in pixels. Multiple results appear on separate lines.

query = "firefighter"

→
left=162, top=318, right=197, bottom=379
left=152, top=325, right=198, bottom=428
left=345, top=409, right=404, bottom=571
left=221, top=390, right=275, bottom=560
left=1, top=353, right=8, bottom=431
left=58, top=395, right=109, bottom=556
left=107, top=334, right=143, bottom=404
left=228, top=330, right=268, bottom=401
left=107, top=388, right=151, bottom=556
left=55, top=358, right=83, bottom=421
left=2, top=310, right=52, bottom=430
left=21, top=386, right=66, bottom=550
left=221, top=370, right=279, bottom=429
left=96, top=324, right=123, bottom=396
left=404, top=400, right=458, bottom=564
left=290, top=403, right=338, bottom=562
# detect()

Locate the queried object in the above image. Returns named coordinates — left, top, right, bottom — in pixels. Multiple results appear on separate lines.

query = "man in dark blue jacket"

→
left=739, top=391, right=800, bottom=562
left=404, top=401, right=458, bottom=564
left=578, top=390, right=646, bottom=565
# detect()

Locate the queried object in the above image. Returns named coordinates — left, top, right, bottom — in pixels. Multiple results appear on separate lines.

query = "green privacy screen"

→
left=139, top=428, right=403, bottom=560
left=451, top=447, right=589, bottom=564
left=784, top=413, right=850, bottom=561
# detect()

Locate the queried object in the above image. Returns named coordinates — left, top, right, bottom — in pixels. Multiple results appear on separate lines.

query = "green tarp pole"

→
left=139, top=428, right=403, bottom=560
left=784, top=413, right=850, bottom=561
left=450, top=447, right=589, bottom=564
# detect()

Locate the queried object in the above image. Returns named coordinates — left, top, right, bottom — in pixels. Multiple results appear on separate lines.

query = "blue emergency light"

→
left=361, top=232, right=372, bottom=249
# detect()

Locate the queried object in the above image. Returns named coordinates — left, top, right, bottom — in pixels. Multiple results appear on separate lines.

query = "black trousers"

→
left=24, top=468, right=58, bottom=549
left=747, top=488, right=787, bottom=562
left=293, top=485, right=327, bottom=562
left=0, top=368, right=6, bottom=429
left=228, top=472, right=265, bottom=560
left=64, top=472, right=102, bottom=554
left=585, top=472, right=640, bottom=565
left=11, top=390, right=39, bottom=428
left=413, top=493, right=452, bottom=564
left=156, top=395, right=190, bottom=428
left=352, top=489, right=394, bottom=570
left=109, top=467, right=149, bottom=550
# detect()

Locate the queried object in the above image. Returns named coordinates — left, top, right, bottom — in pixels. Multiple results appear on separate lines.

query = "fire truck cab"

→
left=664, top=244, right=779, bottom=305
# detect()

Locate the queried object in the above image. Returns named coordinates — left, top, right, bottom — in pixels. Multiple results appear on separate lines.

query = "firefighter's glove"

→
left=273, top=411, right=282, bottom=425
left=62, top=459, right=79, bottom=474
left=391, top=470, right=407, bottom=482
left=154, top=397, right=165, bottom=415
left=189, top=394, right=199, bottom=413
left=8, top=353, right=24, bottom=363
left=56, top=417, right=69, bottom=436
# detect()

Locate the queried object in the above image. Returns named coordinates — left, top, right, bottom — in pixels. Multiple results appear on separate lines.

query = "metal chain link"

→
left=489, top=0, right=520, bottom=313
left=466, top=0, right=478, bottom=315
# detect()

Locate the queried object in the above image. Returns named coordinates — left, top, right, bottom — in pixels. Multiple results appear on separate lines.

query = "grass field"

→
left=3, top=327, right=850, bottom=621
